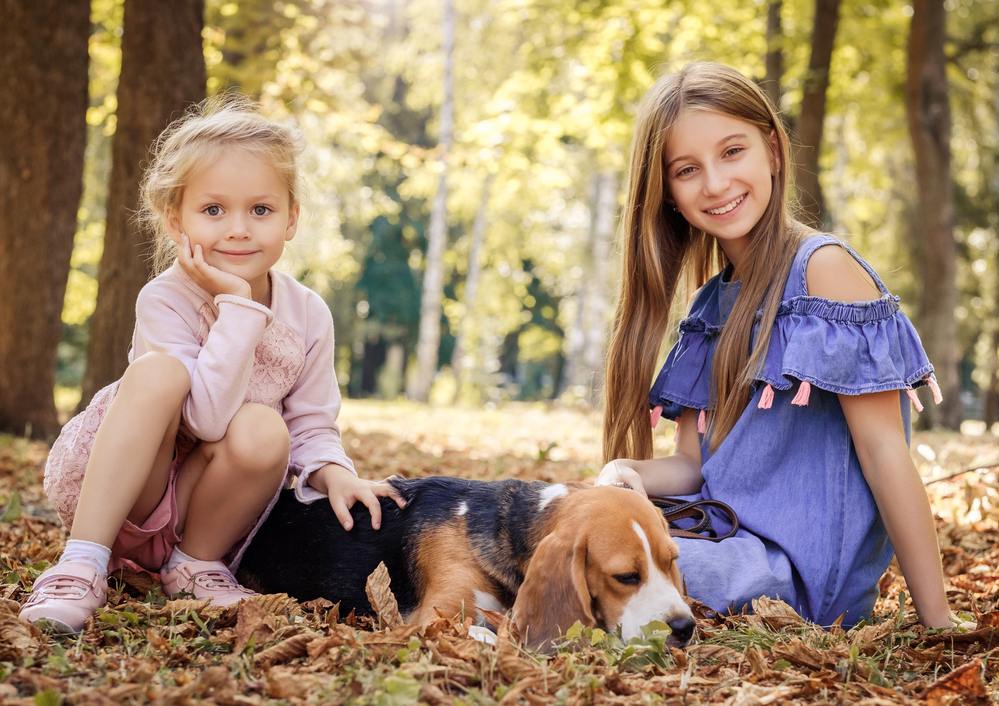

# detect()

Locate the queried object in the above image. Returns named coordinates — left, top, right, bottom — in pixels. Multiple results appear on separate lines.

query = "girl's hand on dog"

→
left=595, top=460, right=648, bottom=497
left=307, top=464, right=406, bottom=530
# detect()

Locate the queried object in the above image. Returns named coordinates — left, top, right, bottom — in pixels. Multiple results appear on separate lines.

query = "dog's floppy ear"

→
left=512, top=528, right=594, bottom=653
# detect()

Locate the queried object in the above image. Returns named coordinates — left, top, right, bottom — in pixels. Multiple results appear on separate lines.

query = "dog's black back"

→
left=236, top=476, right=550, bottom=617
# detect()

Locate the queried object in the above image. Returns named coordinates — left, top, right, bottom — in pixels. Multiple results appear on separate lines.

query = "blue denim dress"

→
left=649, top=234, right=935, bottom=627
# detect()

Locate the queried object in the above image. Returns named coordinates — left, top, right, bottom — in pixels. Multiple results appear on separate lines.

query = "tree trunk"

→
left=559, top=170, right=617, bottom=402
left=409, top=0, right=455, bottom=402
left=986, top=85, right=999, bottom=430
left=906, top=0, right=961, bottom=429
left=78, top=0, right=206, bottom=410
left=764, top=0, right=784, bottom=111
left=0, top=0, right=90, bottom=438
left=792, top=0, right=840, bottom=230
left=582, top=170, right=617, bottom=403
left=451, top=173, right=493, bottom=401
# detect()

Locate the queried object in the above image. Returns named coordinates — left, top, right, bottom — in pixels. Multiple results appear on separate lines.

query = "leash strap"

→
left=648, top=496, right=740, bottom=542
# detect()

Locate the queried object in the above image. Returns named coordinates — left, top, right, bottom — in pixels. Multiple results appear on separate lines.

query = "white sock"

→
left=161, top=546, right=199, bottom=574
left=59, top=539, right=111, bottom=578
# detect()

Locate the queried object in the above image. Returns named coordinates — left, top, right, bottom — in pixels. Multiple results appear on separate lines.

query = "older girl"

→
left=597, top=62, right=968, bottom=630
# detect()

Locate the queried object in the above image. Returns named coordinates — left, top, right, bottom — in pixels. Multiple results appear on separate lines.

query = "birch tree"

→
left=408, top=0, right=455, bottom=402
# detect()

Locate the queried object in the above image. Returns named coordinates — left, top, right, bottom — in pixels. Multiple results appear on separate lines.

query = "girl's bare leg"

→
left=173, top=403, right=290, bottom=560
left=70, top=353, right=190, bottom=548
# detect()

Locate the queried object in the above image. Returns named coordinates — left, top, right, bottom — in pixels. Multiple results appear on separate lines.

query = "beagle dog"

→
left=237, top=477, right=696, bottom=652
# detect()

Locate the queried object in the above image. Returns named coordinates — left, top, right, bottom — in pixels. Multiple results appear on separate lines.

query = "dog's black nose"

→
left=668, top=616, right=695, bottom=645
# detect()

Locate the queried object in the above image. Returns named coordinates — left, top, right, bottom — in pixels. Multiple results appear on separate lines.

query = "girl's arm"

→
left=839, top=391, right=955, bottom=628
left=134, top=277, right=270, bottom=441
left=807, top=243, right=966, bottom=629
left=281, top=287, right=405, bottom=527
left=595, top=406, right=704, bottom=497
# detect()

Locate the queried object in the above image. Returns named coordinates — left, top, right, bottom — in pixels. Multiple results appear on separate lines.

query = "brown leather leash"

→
left=648, top=495, right=740, bottom=542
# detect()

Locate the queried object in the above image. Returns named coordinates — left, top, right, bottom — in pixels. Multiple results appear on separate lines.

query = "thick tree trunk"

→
left=451, top=173, right=493, bottom=401
left=0, top=0, right=90, bottom=438
left=792, top=0, right=840, bottom=230
left=906, top=0, right=961, bottom=429
left=409, top=0, right=454, bottom=402
left=78, top=0, right=206, bottom=410
left=764, top=0, right=784, bottom=111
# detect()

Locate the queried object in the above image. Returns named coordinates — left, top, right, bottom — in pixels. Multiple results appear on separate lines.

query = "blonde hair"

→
left=603, top=62, right=811, bottom=463
left=140, top=93, right=305, bottom=274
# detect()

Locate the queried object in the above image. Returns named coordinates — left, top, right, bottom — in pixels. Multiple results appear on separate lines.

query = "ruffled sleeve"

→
left=649, top=317, right=719, bottom=419
left=648, top=275, right=730, bottom=420
left=756, top=295, right=934, bottom=396
left=648, top=267, right=936, bottom=421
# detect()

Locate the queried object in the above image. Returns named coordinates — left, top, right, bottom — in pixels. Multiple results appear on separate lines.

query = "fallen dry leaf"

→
left=724, top=683, right=799, bottom=706
left=365, top=560, right=404, bottom=628
left=850, top=620, right=895, bottom=646
left=770, top=638, right=827, bottom=671
left=920, top=658, right=989, bottom=705
left=751, top=595, right=805, bottom=630
left=0, top=602, right=41, bottom=660
left=234, top=596, right=277, bottom=654
left=253, top=631, right=318, bottom=666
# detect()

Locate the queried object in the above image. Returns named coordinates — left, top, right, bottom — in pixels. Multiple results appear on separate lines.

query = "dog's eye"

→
left=613, top=572, right=641, bottom=586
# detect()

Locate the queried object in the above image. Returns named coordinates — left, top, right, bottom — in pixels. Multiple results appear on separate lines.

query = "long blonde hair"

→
left=140, top=93, right=305, bottom=275
left=603, top=62, right=809, bottom=463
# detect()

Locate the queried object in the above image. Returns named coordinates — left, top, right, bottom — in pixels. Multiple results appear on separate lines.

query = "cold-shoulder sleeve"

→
left=648, top=254, right=935, bottom=419
left=756, top=295, right=934, bottom=396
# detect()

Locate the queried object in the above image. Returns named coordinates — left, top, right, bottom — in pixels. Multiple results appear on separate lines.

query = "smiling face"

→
left=167, top=149, right=299, bottom=303
left=665, top=110, right=778, bottom=266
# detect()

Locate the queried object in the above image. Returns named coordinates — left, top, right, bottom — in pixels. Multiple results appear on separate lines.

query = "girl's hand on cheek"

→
left=178, top=234, right=252, bottom=300
left=310, top=464, right=407, bottom=531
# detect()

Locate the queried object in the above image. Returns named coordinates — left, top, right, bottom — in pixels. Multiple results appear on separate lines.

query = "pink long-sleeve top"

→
left=132, top=263, right=355, bottom=502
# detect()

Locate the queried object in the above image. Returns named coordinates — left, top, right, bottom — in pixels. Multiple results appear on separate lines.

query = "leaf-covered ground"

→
left=1, top=399, right=998, bottom=705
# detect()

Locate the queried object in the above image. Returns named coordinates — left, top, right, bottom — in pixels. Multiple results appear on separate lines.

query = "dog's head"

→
left=511, top=485, right=695, bottom=653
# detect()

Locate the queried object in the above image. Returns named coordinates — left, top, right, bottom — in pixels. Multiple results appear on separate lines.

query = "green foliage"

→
left=59, top=0, right=999, bottom=406
left=0, top=490, right=20, bottom=523
left=560, top=620, right=679, bottom=671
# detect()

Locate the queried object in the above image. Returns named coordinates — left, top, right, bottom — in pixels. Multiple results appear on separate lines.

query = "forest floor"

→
left=1, top=399, right=998, bottom=705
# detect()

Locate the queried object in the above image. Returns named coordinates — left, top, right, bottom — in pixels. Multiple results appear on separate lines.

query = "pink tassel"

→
left=927, top=377, right=943, bottom=405
left=697, top=409, right=707, bottom=434
left=791, top=381, right=811, bottom=406
left=650, top=405, right=663, bottom=429
left=758, top=384, right=774, bottom=410
left=906, top=388, right=924, bottom=412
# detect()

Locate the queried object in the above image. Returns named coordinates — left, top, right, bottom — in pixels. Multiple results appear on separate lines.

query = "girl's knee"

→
left=121, top=353, right=190, bottom=402
left=224, top=404, right=290, bottom=475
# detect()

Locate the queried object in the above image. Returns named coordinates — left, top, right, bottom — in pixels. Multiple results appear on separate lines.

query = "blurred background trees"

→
left=1, top=0, right=997, bottom=438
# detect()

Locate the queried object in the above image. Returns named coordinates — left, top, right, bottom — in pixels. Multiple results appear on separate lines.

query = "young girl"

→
left=20, top=96, right=402, bottom=633
left=597, top=62, right=970, bottom=630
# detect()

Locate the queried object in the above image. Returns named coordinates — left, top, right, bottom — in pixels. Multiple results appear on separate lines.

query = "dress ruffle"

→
left=649, top=318, right=719, bottom=417
left=649, top=288, right=934, bottom=418
left=756, top=295, right=933, bottom=395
